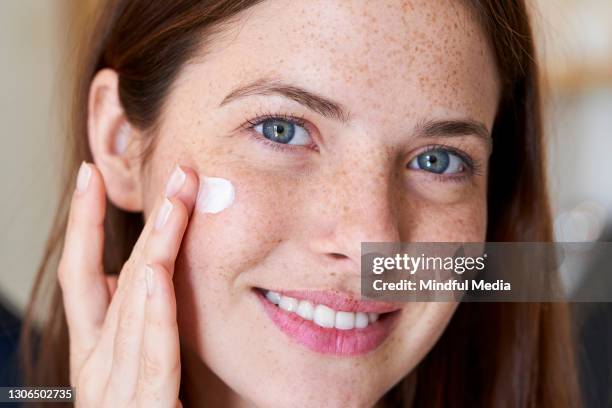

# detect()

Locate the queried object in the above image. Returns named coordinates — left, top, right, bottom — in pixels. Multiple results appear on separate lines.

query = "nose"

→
left=305, top=164, right=402, bottom=270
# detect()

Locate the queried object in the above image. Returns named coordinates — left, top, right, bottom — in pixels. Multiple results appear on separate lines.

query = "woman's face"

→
left=140, top=0, right=499, bottom=406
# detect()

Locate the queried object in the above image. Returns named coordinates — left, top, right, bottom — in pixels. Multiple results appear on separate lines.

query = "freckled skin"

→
left=140, top=0, right=499, bottom=407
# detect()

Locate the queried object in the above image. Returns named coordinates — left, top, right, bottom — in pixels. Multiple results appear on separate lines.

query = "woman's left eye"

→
left=408, top=148, right=466, bottom=174
left=254, top=118, right=311, bottom=145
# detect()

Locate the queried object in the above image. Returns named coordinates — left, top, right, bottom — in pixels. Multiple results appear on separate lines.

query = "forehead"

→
left=190, top=0, right=500, bottom=125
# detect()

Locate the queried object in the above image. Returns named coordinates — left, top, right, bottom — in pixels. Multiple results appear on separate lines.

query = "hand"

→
left=58, top=162, right=199, bottom=407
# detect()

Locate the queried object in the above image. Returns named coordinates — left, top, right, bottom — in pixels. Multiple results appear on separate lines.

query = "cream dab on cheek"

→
left=196, top=176, right=235, bottom=214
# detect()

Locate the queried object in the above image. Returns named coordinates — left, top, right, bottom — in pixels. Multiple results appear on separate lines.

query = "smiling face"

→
left=135, top=0, right=500, bottom=406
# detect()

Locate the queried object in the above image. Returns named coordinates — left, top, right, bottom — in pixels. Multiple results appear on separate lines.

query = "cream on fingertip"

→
left=196, top=176, right=235, bottom=214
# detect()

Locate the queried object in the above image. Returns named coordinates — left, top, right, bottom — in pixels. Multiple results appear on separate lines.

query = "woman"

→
left=21, top=0, right=580, bottom=406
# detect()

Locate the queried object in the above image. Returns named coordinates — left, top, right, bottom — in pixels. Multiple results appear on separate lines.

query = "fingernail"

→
left=165, top=165, right=186, bottom=198
left=76, top=161, right=92, bottom=193
left=145, top=265, right=155, bottom=296
left=155, top=198, right=173, bottom=230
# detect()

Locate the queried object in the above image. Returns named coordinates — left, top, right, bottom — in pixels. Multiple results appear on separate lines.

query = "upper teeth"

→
left=265, top=290, right=380, bottom=330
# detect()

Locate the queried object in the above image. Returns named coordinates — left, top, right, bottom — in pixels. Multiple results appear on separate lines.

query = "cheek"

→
left=177, top=171, right=282, bottom=276
left=172, top=165, right=304, bottom=322
left=398, top=192, right=487, bottom=241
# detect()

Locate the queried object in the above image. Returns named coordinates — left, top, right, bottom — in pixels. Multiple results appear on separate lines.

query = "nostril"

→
left=328, top=253, right=349, bottom=260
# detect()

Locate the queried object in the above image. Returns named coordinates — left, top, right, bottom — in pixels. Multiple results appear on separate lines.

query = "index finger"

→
left=117, top=164, right=199, bottom=289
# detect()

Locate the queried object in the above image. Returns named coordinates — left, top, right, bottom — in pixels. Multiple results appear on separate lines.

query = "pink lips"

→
left=255, top=289, right=401, bottom=356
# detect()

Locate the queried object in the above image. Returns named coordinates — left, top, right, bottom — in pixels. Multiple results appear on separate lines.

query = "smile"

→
left=255, top=288, right=401, bottom=356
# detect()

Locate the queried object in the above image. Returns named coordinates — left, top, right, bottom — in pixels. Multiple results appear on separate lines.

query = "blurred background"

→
left=0, top=0, right=610, bottom=402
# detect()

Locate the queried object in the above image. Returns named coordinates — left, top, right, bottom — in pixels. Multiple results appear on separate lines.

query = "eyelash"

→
left=411, top=144, right=482, bottom=183
left=239, top=113, right=481, bottom=182
left=239, top=111, right=318, bottom=152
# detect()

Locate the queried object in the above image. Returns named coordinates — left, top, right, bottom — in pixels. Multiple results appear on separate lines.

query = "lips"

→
left=255, top=288, right=401, bottom=356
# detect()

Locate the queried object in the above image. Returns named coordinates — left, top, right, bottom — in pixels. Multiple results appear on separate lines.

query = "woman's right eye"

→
left=254, top=118, right=311, bottom=146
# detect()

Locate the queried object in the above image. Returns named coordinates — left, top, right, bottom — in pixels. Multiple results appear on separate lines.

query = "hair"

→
left=21, top=0, right=580, bottom=407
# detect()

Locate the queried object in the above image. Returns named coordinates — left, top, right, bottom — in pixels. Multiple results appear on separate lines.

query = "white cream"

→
left=196, top=176, right=235, bottom=214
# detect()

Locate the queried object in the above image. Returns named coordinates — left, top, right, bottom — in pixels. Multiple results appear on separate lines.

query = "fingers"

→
left=128, top=165, right=199, bottom=269
left=58, top=162, right=110, bottom=384
left=135, top=165, right=198, bottom=278
left=96, top=165, right=198, bottom=405
left=87, top=198, right=174, bottom=379
left=103, top=264, right=149, bottom=405
left=165, top=165, right=199, bottom=216
left=144, top=196, right=189, bottom=275
left=90, top=165, right=196, bottom=358
left=137, top=263, right=181, bottom=406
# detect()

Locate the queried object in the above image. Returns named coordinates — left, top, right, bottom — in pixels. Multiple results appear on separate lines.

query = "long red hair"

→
left=21, top=1, right=580, bottom=406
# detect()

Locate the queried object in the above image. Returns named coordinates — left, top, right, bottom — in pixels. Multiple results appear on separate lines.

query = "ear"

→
left=88, top=69, right=144, bottom=212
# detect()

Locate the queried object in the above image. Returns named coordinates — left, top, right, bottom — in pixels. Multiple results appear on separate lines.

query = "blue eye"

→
left=408, top=149, right=466, bottom=174
left=254, top=119, right=310, bottom=145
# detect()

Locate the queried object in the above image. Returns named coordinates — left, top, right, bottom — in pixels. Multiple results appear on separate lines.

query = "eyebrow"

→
left=220, top=78, right=491, bottom=148
left=415, top=118, right=492, bottom=149
left=219, top=78, right=350, bottom=122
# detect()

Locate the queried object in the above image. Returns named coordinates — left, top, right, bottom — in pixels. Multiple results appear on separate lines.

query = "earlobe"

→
left=88, top=68, right=144, bottom=212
